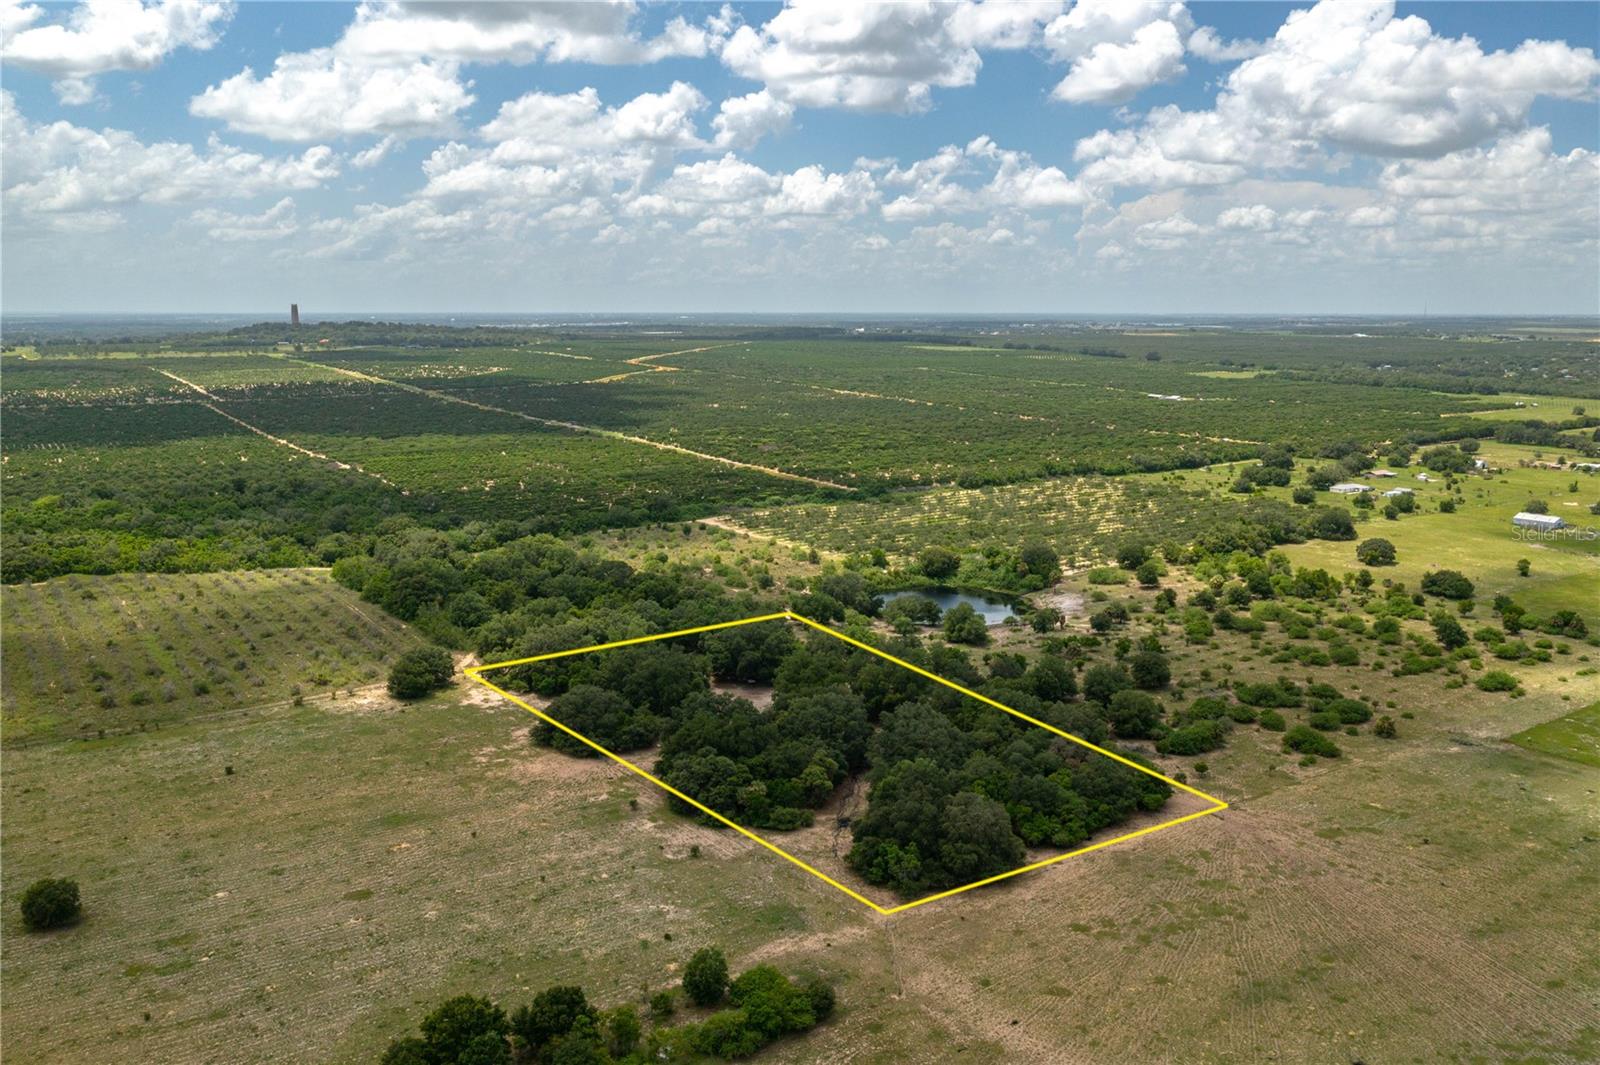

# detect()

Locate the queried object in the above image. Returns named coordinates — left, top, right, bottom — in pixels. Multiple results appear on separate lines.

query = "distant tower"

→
left=290, top=303, right=300, bottom=327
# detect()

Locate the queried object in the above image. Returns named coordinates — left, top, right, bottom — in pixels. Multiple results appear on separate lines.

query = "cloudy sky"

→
left=2, top=0, right=1597, bottom=315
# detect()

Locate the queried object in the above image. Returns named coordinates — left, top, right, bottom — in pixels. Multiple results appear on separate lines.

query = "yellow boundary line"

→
left=466, top=612, right=1228, bottom=916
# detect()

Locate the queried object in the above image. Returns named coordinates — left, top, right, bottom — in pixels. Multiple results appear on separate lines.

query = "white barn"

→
left=1329, top=483, right=1369, bottom=494
left=1512, top=512, right=1565, bottom=531
left=1381, top=487, right=1414, bottom=498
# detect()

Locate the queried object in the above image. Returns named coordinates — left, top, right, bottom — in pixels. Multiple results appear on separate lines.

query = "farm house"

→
left=1512, top=512, right=1566, bottom=530
left=1329, top=483, right=1369, bottom=494
left=1381, top=487, right=1414, bottom=498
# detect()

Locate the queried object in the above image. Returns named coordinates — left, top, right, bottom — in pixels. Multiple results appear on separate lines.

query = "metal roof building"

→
left=1512, top=512, right=1565, bottom=530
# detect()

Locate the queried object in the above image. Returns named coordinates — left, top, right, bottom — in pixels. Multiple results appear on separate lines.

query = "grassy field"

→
left=0, top=570, right=422, bottom=743
left=1439, top=392, right=1596, bottom=421
left=3, top=561, right=1598, bottom=1064
left=1266, top=444, right=1599, bottom=625
left=1509, top=700, right=1600, bottom=768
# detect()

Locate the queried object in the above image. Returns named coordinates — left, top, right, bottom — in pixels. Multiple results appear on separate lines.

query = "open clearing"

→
left=3, top=645, right=1596, bottom=1063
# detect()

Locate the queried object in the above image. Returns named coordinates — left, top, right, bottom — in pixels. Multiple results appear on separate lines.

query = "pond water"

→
left=881, top=587, right=1020, bottom=625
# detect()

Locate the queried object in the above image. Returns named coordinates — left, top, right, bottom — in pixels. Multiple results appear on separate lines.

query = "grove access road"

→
left=270, top=350, right=856, bottom=493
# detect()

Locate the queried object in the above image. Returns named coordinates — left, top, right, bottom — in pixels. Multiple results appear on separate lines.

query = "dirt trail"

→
left=273, top=353, right=854, bottom=493
left=152, top=369, right=400, bottom=488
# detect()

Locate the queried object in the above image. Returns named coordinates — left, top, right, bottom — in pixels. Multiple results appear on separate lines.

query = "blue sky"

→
left=2, top=1, right=1597, bottom=314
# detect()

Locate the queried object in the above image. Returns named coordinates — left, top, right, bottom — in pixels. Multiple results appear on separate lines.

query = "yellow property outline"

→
left=465, top=611, right=1228, bottom=916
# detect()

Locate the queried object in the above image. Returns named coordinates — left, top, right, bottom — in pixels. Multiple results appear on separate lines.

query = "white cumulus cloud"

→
left=2, top=0, right=234, bottom=104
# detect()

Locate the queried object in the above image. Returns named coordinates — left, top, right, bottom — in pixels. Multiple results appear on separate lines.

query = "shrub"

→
left=1283, top=725, right=1342, bottom=759
left=942, top=602, right=989, bottom=646
left=1257, top=709, right=1286, bottom=732
left=919, top=545, right=960, bottom=579
left=19, top=877, right=81, bottom=932
left=418, top=996, right=508, bottom=1065
left=684, top=947, right=730, bottom=1007
left=1421, top=569, right=1475, bottom=600
left=649, top=990, right=676, bottom=1021
left=1475, top=670, right=1519, bottom=692
left=387, top=645, right=454, bottom=700
left=802, top=978, right=836, bottom=1022
left=1156, top=720, right=1228, bottom=756
left=690, top=1010, right=762, bottom=1059
left=1127, top=650, right=1170, bottom=690
left=727, top=965, right=816, bottom=1038
left=1107, top=690, right=1163, bottom=739
left=1082, top=663, right=1132, bottom=706
left=1355, top=538, right=1396, bottom=566
left=1373, top=715, right=1397, bottom=739
left=604, top=1006, right=641, bottom=1059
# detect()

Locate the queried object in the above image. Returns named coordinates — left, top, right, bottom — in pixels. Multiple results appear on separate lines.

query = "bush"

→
left=1283, top=725, right=1341, bottom=759
left=1306, top=507, right=1357, bottom=541
left=1107, top=690, right=1163, bottom=739
left=649, top=990, right=676, bottom=1022
left=387, top=645, right=454, bottom=700
left=684, top=946, right=730, bottom=1007
left=802, top=978, right=836, bottom=1022
left=727, top=965, right=816, bottom=1038
left=1082, top=663, right=1132, bottom=706
left=1421, top=569, right=1475, bottom=600
left=1257, top=709, right=1286, bottom=732
left=1355, top=538, right=1396, bottom=566
left=1373, top=715, right=1397, bottom=738
left=418, top=996, right=508, bottom=1065
left=942, top=602, right=989, bottom=645
left=1475, top=670, right=1519, bottom=692
left=919, top=545, right=960, bottom=580
left=690, top=1010, right=763, bottom=1059
left=19, top=877, right=81, bottom=932
left=1127, top=650, right=1170, bottom=690
left=1156, top=720, right=1228, bottom=756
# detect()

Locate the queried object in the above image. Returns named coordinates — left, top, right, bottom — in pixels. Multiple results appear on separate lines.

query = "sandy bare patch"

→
left=710, top=679, right=775, bottom=710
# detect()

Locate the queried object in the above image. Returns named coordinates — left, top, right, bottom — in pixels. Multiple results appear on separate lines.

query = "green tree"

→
left=1082, top=663, right=1132, bottom=706
left=1115, top=539, right=1151, bottom=570
left=684, top=947, right=730, bottom=1007
left=419, top=996, right=508, bottom=1065
left=1516, top=558, right=1531, bottom=577
left=380, top=1038, right=431, bottom=1065
left=1135, top=559, right=1162, bottom=587
left=1029, top=606, right=1063, bottom=633
left=1127, top=650, right=1170, bottom=690
left=1107, top=690, right=1163, bottom=739
left=1421, top=569, right=1475, bottom=600
left=728, top=965, right=817, bottom=1039
left=387, top=645, right=454, bottom=699
left=942, top=602, right=988, bottom=645
left=1019, top=541, right=1060, bottom=583
left=1355, top=538, right=1396, bottom=566
left=19, top=877, right=81, bottom=932
left=604, top=1006, right=641, bottom=1059
left=919, top=545, right=961, bottom=580
left=536, top=685, right=660, bottom=756
left=1305, top=507, right=1356, bottom=541
left=510, top=986, right=596, bottom=1058
left=1430, top=611, right=1469, bottom=651
left=937, top=792, right=1026, bottom=884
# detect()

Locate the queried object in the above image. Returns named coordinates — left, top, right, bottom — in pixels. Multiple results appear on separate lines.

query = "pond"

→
left=881, top=587, right=1020, bottom=625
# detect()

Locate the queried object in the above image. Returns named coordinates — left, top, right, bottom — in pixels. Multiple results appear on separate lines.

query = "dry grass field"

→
left=3, top=573, right=1596, bottom=1064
